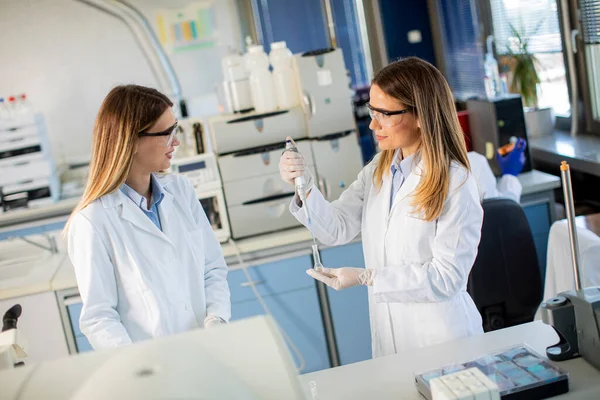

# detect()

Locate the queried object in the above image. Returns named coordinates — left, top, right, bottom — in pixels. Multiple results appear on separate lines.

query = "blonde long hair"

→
left=372, top=57, right=470, bottom=221
left=63, top=85, right=173, bottom=233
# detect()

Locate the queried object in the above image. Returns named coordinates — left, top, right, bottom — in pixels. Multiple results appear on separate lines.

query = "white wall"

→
left=0, top=0, right=242, bottom=164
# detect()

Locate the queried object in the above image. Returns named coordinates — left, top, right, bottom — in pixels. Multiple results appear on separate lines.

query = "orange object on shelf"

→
left=497, top=142, right=516, bottom=156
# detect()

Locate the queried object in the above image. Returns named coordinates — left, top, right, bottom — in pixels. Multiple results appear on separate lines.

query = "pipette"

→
left=285, top=139, right=323, bottom=271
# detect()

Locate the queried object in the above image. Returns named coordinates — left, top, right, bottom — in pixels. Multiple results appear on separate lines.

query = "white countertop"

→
left=0, top=238, right=68, bottom=301
left=300, top=321, right=600, bottom=399
left=0, top=168, right=560, bottom=300
left=0, top=226, right=317, bottom=299
left=517, top=169, right=561, bottom=196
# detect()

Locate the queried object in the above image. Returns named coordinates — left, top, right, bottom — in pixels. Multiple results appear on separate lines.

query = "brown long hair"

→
left=372, top=57, right=470, bottom=221
left=64, top=85, right=173, bottom=233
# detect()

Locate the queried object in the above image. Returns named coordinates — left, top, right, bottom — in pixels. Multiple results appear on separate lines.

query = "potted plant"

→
left=504, top=20, right=554, bottom=137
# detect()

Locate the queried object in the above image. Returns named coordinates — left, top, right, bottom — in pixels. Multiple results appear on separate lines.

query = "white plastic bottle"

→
left=0, top=98, right=10, bottom=121
left=7, top=96, right=17, bottom=121
left=483, top=36, right=501, bottom=99
left=244, top=45, right=278, bottom=113
left=18, top=93, right=34, bottom=119
left=269, top=41, right=299, bottom=109
left=221, top=52, right=253, bottom=113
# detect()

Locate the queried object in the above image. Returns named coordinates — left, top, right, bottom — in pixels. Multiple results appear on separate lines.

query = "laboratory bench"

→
left=0, top=169, right=560, bottom=373
left=529, top=130, right=600, bottom=178
left=299, top=321, right=600, bottom=399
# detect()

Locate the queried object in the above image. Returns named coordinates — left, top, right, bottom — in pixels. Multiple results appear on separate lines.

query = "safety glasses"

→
left=366, top=103, right=410, bottom=127
left=138, top=122, right=179, bottom=147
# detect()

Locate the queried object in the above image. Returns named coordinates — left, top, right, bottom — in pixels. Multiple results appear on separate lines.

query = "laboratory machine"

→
left=0, top=114, right=59, bottom=212
left=0, top=304, right=27, bottom=370
left=540, top=161, right=600, bottom=371
left=0, top=316, right=305, bottom=400
left=206, top=46, right=362, bottom=239
left=466, top=95, right=533, bottom=176
left=169, top=152, right=231, bottom=243
left=293, top=48, right=356, bottom=138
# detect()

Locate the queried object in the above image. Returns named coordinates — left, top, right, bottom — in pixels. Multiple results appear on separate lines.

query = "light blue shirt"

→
left=120, top=173, right=165, bottom=231
left=390, top=150, right=416, bottom=210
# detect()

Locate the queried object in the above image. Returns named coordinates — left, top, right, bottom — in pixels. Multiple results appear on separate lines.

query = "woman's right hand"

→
left=279, top=137, right=309, bottom=186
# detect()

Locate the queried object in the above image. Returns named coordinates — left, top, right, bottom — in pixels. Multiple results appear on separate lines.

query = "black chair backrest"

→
left=467, top=198, right=543, bottom=331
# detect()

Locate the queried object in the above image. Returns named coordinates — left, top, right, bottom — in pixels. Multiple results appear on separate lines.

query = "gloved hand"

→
left=279, top=136, right=314, bottom=190
left=204, top=315, right=225, bottom=329
left=306, top=267, right=375, bottom=291
left=496, top=138, right=527, bottom=176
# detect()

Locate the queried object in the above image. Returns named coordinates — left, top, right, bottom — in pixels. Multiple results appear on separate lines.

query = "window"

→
left=490, top=0, right=570, bottom=116
left=437, top=0, right=487, bottom=101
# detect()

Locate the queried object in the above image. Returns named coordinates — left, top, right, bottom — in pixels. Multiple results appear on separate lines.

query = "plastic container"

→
left=221, top=53, right=253, bottom=113
left=269, top=41, right=299, bottom=109
left=18, top=93, right=34, bottom=119
left=244, top=45, right=278, bottom=113
left=484, top=36, right=501, bottom=99
left=0, top=98, right=10, bottom=121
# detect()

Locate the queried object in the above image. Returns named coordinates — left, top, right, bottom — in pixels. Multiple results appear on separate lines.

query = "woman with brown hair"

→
left=65, top=85, right=230, bottom=350
left=279, top=57, right=484, bottom=357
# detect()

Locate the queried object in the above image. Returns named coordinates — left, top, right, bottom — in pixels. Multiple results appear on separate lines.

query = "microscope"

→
left=540, top=162, right=600, bottom=371
left=0, top=304, right=28, bottom=369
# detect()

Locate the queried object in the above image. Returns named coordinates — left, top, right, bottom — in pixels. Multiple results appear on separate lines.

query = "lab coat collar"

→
left=100, top=174, right=177, bottom=247
left=389, top=157, right=424, bottom=214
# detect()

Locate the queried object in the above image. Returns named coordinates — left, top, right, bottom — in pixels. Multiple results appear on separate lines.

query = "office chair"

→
left=467, top=198, right=543, bottom=332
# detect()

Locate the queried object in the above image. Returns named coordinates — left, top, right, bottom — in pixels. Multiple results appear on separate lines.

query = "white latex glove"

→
left=306, top=267, right=375, bottom=291
left=204, top=315, right=225, bottom=329
left=279, top=137, right=313, bottom=189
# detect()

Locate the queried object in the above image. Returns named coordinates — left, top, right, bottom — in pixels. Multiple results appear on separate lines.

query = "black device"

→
left=2, top=304, right=22, bottom=332
left=466, top=94, right=533, bottom=176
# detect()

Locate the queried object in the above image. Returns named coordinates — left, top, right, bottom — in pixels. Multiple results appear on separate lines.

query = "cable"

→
left=227, top=238, right=306, bottom=373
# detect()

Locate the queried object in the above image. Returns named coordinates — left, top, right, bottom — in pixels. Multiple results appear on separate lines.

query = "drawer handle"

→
left=240, top=280, right=265, bottom=288
left=227, top=110, right=288, bottom=124
left=242, top=192, right=295, bottom=206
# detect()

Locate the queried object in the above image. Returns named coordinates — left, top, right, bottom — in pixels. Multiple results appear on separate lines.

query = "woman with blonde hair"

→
left=279, top=57, right=484, bottom=357
left=66, top=85, right=230, bottom=350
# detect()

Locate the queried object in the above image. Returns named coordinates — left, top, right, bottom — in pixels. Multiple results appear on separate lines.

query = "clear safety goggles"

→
left=138, top=122, right=179, bottom=147
left=366, top=103, right=410, bottom=128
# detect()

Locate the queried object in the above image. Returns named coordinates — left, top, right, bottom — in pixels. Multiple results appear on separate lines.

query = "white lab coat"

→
left=468, top=151, right=522, bottom=202
left=291, top=154, right=484, bottom=357
left=67, top=174, right=230, bottom=350
left=536, top=220, right=600, bottom=319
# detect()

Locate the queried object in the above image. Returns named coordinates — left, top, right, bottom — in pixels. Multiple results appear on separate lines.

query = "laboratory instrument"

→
left=466, top=95, right=533, bottom=176
left=292, top=48, right=356, bottom=138
left=540, top=161, right=600, bottom=371
left=310, top=132, right=364, bottom=200
left=0, top=304, right=28, bottom=370
left=284, top=139, right=323, bottom=271
left=0, top=112, right=60, bottom=212
left=217, top=140, right=314, bottom=238
left=415, top=345, right=569, bottom=399
left=0, top=316, right=305, bottom=399
left=207, top=46, right=362, bottom=239
left=169, top=153, right=231, bottom=243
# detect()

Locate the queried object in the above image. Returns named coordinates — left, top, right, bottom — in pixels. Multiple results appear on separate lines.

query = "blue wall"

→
left=379, top=0, right=437, bottom=65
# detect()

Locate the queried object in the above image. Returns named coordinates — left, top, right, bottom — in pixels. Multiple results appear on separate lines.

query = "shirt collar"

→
left=120, top=173, right=165, bottom=210
left=390, top=149, right=417, bottom=180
